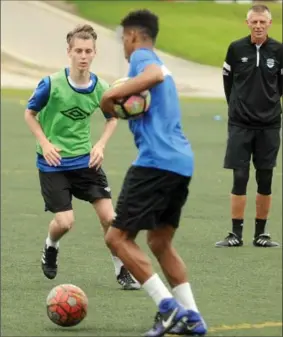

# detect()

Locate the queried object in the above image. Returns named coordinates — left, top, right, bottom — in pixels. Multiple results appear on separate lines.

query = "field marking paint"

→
left=209, top=321, right=282, bottom=332
left=168, top=321, right=282, bottom=336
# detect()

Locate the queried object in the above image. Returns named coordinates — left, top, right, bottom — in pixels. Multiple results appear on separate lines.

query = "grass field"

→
left=68, top=0, right=282, bottom=67
left=1, top=90, right=282, bottom=336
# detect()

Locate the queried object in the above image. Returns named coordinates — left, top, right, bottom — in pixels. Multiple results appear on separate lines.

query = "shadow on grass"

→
left=44, top=323, right=147, bottom=336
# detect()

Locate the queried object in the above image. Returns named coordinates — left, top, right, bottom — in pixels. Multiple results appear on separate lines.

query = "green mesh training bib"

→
left=36, top=69, right=109, bottom=157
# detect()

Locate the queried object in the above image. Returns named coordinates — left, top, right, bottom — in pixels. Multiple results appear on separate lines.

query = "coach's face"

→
left=246, top=11, right=272, bottom=41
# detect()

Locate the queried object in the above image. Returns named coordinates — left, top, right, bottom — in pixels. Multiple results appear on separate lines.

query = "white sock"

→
left=142, top=273, right=173, bottom=306
left=172, top=283, right=199, bottom=312
left=111, top=255, right=124, bottom=276
left=46, top=235, right=59, bottom=249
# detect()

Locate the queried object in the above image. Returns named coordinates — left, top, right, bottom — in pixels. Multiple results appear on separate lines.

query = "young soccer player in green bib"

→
left=24, top=24, right=140, bottom=290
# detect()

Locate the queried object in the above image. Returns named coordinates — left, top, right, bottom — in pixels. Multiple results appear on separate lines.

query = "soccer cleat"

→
left=154, top=310, right=207, bottom=336
left=117, top=266, right=141, bottom=290
left=215, top=232, right=243, bottom=247
left=167, top=310, right=207, bottom=335
left=41, top=245, right=58, bottom=279
left=253, top=233, right=280, bottom=248
left=143, top=298, right=188, bottom=337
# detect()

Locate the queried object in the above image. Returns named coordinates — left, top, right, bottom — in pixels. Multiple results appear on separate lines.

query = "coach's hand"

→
left=42, top=141, right=61, bottom=167
left=89, top=143, right=104, bottom=169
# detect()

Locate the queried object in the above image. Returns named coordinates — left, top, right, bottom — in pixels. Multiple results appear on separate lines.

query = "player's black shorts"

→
left=112, top=166, right=191, bottom=233
left=39, top=167, right=111, bottom=213
left=224, top=125, right=281, bottom=170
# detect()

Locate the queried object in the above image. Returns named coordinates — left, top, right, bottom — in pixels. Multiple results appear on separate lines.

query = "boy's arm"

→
left=24, top=77, right=50, bottom=147
left=95, top=118, right=118, bottom=150
left=24, top=78, right=61, bottom=166
left=25, top=109, right=48, bottom=147
left=89, top=79, right=118, bottom=168
left=96, top=79, right=118, bottom=149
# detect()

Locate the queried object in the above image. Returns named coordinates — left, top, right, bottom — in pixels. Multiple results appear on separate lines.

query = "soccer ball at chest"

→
left=112, top=77, right=151, bottom=120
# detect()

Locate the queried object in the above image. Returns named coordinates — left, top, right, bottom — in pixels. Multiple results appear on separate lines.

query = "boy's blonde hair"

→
left=66, top=24, right=97, bottom=47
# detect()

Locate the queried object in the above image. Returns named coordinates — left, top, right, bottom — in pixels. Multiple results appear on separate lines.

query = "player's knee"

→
left=105, top=228, right=134, bottom=254
left=256, top=169, right=273, bottom=195
left=147, top=236, right=170, bottom=258
left=232, top=168, right=250, bottom=195
left=104, top=228, right=121, bottom=253
left=99, top=215, right=114, bottom=232
left=104, top=231, right=115, bottom=251
left=55, top=212, right=75, bottom=232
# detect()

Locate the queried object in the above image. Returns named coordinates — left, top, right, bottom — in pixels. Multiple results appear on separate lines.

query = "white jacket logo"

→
left=266, top=58, right=275, bottom=68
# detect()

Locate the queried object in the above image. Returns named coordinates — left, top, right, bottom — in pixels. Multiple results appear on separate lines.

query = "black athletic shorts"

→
left=224, top=125, right=281, bottom=170
left=112, top=166, right=191, bottom=233
left=39, top=167, right=111, bottom=213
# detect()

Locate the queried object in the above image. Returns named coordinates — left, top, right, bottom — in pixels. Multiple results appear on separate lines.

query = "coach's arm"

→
left=223, top=43, right=235, bottom=104
left=279, top=44, right=283, bottom=97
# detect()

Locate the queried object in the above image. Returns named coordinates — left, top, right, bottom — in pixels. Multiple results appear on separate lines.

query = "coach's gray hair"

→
left=247, top=4, right=272, bottom=20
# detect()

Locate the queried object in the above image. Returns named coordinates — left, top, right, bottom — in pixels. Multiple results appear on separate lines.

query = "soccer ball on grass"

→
left=46, top=284, right=88, bottom=327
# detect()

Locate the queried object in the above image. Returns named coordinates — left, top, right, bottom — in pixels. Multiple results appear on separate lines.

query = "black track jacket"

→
left=223, top=35, right=283, bottom=129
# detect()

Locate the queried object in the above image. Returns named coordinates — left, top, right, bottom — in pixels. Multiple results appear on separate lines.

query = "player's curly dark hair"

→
left=66, top=24, right=97, bottom=47
left=120, top=9, right=159, bottom=41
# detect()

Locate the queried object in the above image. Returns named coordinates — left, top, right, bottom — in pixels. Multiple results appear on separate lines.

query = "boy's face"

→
left=122, top=28, right=138, bottom=61
left=67, top=38, right=96, bottom=71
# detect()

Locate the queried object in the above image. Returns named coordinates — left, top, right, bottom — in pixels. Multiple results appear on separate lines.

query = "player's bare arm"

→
left=24, top=108, right=61, bottom=166
left=100, top=64, right=163, bottom=113
left=89, top=117, right=118, bottom=169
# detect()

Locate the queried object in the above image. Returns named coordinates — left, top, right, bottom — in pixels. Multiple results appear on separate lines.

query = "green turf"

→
left=1, top=88, right=33, bottom=100
left=1, top=92, right=282, bottom=336
left=68, top=0, right=282, bottom=67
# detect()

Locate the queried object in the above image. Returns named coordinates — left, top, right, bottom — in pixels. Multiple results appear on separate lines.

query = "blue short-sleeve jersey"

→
left=128, top=48, right=194, bottom=177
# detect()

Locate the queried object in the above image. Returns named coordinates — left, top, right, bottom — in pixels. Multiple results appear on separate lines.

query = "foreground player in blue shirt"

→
left=101, top=10, right=207, bottom=337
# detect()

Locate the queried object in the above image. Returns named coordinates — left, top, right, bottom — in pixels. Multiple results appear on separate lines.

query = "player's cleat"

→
left=166, top=310, right=207, bottom=335
left=253, top=233, right=280, bottom=248
left=117, top=266, right=141, bottom=290
left=215, top=232, right=243, bottom=247
left=41, top=245, right=58, bottom=279
left=143, top=298, right=188, bottom=337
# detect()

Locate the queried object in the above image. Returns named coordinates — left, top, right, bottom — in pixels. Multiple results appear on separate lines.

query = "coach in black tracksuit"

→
left=216, top=4, right=282, bottom=248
